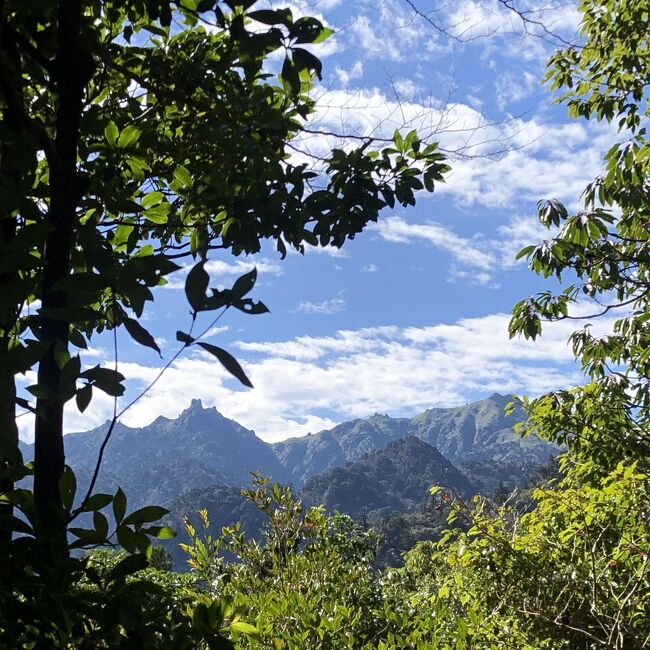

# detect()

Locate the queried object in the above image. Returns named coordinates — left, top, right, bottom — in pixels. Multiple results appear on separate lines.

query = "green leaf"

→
left=230, top=621, right=261, bottom=638
left=141, top=191, right=164, bottom=208
left=185, top=262, right=209, bottom=311
left=59, top=466, right=77, bottom=513
left=176, top=330, right=195, bottom=345
left=81, top=366, right=125, bottom=397
left=249, top=9, right=287, bottom=25
left=75, top=384, right=93, bottom=413
left=173, top=165, right=192, bottom=186
left=123, top=318, right=161, bottom=354
left=3, top=515, right=33, bottom=536
left=26, top=384, right=56, bottom=400
left=232, top=298, right=269, bottom=315
left=515, top=245, right=536, bottom=260
left=117, top=125, right=141, bottom=148
left=231, top=268, right=257, bottom=299
left=113, top=487, right=127, bottom=524
left=116, top=525, right=137, bottom=553
left=104, top=121, right=119, bottom=147
left=144, top=203, right=170, bottom=224
left=110, top=553, right=148, bottom=579
left=145, top=525, right=177, bottom=539
left=197, top=342, right=253, bottom=387
left=123, top=505, right=169, bottom=527
left=80, top=493, right=113, bottom=512
left=281, top=56, right=301, bottom=95
left=311, top=26, right=334, bottom=44
left=291, top=17, right=328, bottom=44
left=69, top=327, right=88, bottom=350
left=292, top=48, right=322, bottom=80
left=93, top=510, right=109, bottom=539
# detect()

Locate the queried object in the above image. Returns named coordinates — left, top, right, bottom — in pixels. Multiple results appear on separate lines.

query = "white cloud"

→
left=466, top=93, right=483, bottom=110
left=204, top=325, right=230, bottom=338
left=163, top=256, right=283, bottom=290
left=59, top=309, right=613, bottom=443
left=444, top=0, right=581, bottom=44
left=298, top=86, right=614, bottom=212
left=497, top=214, right=556, bottom=268
left=393, top=78, right=422, bottom=100
left=347, top=0, right=433, bottom=63
left=371, top=213, right=561, bottom=285
left=495, top=70, right=539, bottom=110
left=361, top=263, right=379, bottom=273
left=335, top=60, right=363, bottom=87
left=296, top=290, right=346, bottom=314
left=436, top=118, right=614, bottom=209
left=372, top=216, right=495, bottom=279
left=18, top=387, right=115, bottom=443
left=300, top=243, right=349, bottom=258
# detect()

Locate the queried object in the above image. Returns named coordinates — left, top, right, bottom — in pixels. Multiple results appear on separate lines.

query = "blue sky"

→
left=20, top=0, right=620, bottom=442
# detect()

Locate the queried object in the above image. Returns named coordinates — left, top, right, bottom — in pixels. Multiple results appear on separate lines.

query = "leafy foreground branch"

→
left=0, top=0, right=448, bottom=562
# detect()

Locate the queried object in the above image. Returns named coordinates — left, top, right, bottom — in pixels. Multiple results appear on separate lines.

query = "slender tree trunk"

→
left=0, top=215, right=19, bottom=546
left=33, top=0, right=89, bottom=557
left=0, top=7, right=22, bottom=546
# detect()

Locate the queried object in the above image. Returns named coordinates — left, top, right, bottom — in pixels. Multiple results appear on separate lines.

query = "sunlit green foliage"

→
left=509, top=0, right=650, bottom=470
left=181, top=474, right=389, bottom=648
left=398, top=460, right=650, bottom=649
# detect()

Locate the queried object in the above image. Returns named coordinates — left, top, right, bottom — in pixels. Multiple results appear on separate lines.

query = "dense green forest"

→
left=1, top=0, right=649, bottom=648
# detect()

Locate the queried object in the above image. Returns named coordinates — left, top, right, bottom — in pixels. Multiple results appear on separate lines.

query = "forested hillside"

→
left=300, top=436, right=475, bottom=516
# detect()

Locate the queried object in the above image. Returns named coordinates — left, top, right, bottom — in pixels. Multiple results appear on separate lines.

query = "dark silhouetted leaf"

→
left=198, top=342, right=253, bottom=387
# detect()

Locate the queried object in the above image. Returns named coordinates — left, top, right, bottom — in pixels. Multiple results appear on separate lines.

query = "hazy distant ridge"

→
left=274, top=393, right=553, bottom=484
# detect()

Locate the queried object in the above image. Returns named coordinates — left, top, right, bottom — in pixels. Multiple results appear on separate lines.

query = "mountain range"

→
left=274, top=393, right=550, bottom=483
left=21, top=393, right=555, bottom=509
left=20, top=393, right=558, bottom=567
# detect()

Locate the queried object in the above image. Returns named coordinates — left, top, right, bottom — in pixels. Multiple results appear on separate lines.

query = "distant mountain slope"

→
left=274, top=394, right=554, bottom=484
left=20, top=394, right=553, bottom=507
left=21, top=399, right=290, bottom=508
left=300, top=436, right=476, bottom=518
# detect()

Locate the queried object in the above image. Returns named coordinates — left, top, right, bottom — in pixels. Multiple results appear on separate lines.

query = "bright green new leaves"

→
left=546, top=0, right=650, bottom=131
left=180, top=475, right=392, bottom=649
left=404, top=459, right=650, bottom=649
left=509, top=0, right=650, bottom=468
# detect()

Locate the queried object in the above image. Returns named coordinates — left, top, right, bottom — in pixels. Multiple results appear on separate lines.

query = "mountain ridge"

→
left=300, top=436, right=477, bottom=518
left=274, top=393, right=553, bottom=483
left=21, top=393, right=555, bottom=507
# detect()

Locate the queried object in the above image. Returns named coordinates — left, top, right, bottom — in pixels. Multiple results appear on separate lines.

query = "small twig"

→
left=71, top=303, right=230, bottom=519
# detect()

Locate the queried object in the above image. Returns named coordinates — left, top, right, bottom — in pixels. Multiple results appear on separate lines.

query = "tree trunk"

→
left=33, top=0, right=89, bottom=558
left=0, top=215, right=19, bottom=546
left=0, top=8, right=23, bottom=546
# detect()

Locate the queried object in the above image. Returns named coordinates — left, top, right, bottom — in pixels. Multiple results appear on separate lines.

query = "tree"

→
left=509, top=0, right=650, bottom=473
left=180, top=476, right=390, bottom=648
left=0, top=0, right=449, bottom=559
left=401, top=2, right=650, bottom=647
